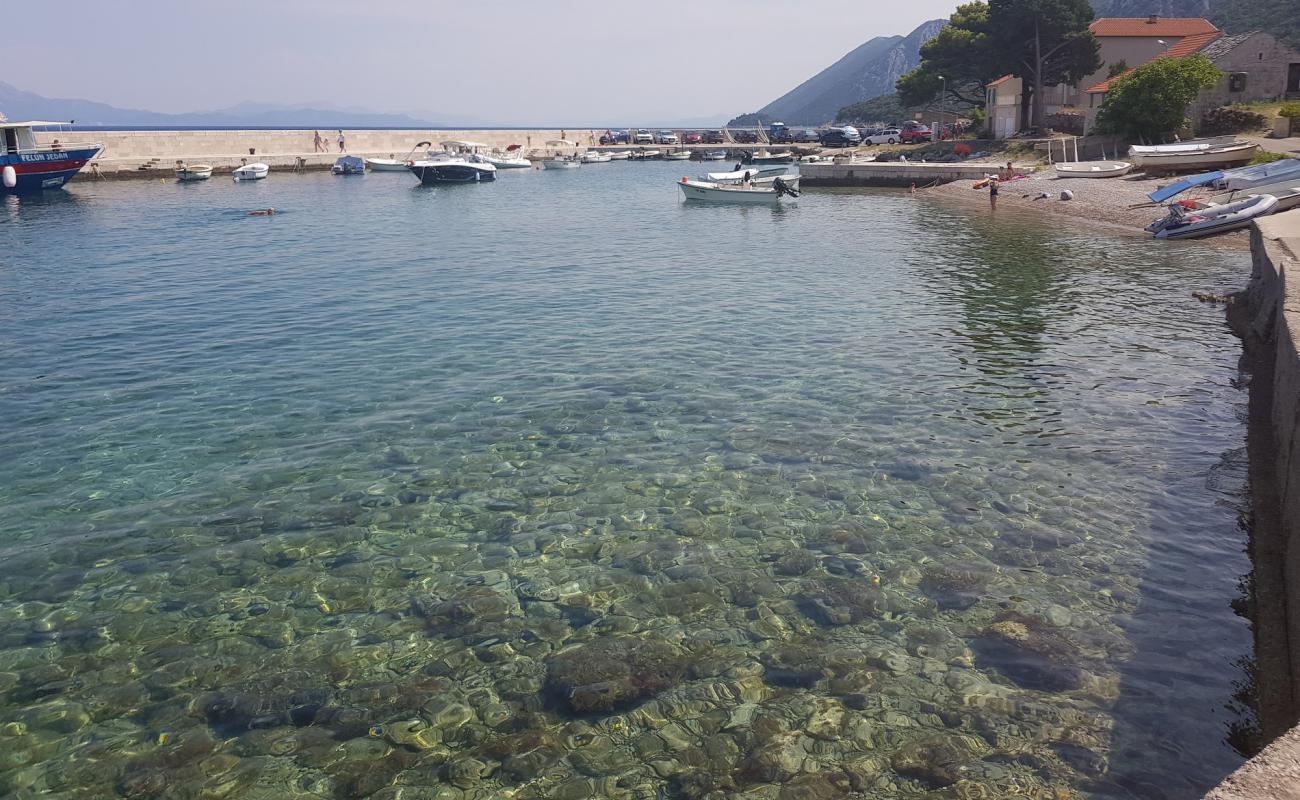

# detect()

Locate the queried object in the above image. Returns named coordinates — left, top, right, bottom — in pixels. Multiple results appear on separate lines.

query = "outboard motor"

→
left=772, top=177, right=800, bottom=198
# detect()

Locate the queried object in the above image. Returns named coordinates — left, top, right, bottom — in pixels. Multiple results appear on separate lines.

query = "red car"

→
left=682, top=132, right=703, bottom=144
left=901, top=125, right=932, bottom=144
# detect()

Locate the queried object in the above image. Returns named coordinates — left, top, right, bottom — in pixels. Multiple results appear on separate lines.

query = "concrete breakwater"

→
left=1212, top=209, right=1300, bottom=798
left=33, top=128, right=586, bottom=177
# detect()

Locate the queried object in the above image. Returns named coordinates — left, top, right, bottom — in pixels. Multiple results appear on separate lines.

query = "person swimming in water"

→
left=248, top=208, right=276, bottom=216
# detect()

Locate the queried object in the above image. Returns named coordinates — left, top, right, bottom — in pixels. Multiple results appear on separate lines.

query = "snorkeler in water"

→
left=248, top=208, right=276, bottom=216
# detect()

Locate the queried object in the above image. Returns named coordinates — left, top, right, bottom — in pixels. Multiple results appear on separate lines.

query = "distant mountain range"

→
left=0, top=82, right=436, bottom=128
left=728, top=19, right=946, bottom=127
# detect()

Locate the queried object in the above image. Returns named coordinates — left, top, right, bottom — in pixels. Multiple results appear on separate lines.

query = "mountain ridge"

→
left=728, top=19, right=946, bottom=127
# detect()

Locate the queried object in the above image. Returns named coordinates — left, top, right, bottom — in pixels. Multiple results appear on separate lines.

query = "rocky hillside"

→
left=729, top=19, right=946, bottom=127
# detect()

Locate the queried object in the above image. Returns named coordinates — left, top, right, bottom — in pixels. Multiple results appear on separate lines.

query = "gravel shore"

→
left=926, top=166, right=1251, bottom=250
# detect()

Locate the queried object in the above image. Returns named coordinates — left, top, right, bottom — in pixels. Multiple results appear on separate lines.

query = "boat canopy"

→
left=441, top=140, right=490, bottom=149
left=1148, top=171, right=1223, bottom=202
left=0, top=120, right=71, bottom=129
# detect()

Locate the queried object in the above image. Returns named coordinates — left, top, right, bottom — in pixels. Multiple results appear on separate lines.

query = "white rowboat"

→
left=1130, top=141, right=1259, bottom=171
left=175, top=164, right=213, bottom=181
left=365, top=158, right=412, bottom=172
left=1054, top=161, right=1132, bottom=178
left=232, top=163, right=270, bottom=181
left=543, top=158, right=581, bottom=170
left=679, top=178, right=795, bottom=205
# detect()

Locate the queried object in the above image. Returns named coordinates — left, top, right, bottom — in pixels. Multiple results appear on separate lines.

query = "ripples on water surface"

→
left=0, top=164, right=1253, bottom=799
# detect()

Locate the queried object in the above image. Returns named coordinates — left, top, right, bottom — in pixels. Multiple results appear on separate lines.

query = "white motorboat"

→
left=1130, top=140, right=1259, bottom=171
left=480, top=151, right=532, bottom=169
left=1214, top=157, right=1300, bottom=190
left=607, top=150, right=632, bottom=160
left=1151, top=194, right=1279, bottom=240
left=175, top=163, right=213, bottom=181
left=408, top=151, right=497, bottom=184
left=1054, top=161, right=1133, bottom=178
left=703, top=150, right=728, bottom=160
left=543, top=157, right=582, bottom=170
left=632, top=149, right=662, bottom=160
left=581, top=151, right=613, bottom=163
left=665, top=150, right=692, bottom=161
left=704, top=166, right=792, bottom=183
left=368, top=141, right=434, bottom=172
left=232, top=162, right=270, bottom=181
left=678, top=177, right=799, bottom=204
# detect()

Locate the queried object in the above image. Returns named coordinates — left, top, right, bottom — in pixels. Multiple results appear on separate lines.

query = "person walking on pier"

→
left=313, top=131, right=324, bottom=152
left=337, top=131, right=346, bottom=153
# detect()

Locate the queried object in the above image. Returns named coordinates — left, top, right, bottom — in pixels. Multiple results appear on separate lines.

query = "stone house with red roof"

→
left=985, top=14, right=1300, bottom=138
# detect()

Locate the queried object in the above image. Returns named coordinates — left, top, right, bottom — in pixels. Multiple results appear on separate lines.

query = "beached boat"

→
left=232, top=162, right=270, bottom=181
left=1150, top=194, right=1279, bottom=240
left=1205, top=179, right=1300, bottom=213
left=581, top=151, right=613, bottom=163
left=175, top=163, right=213, bottom=182
left=1130, top=140, right=1258, bottom=172
left=1215, top=157, right=1300, bottom=190
left=0, top=120, right=102, bottom=193
left=408, top=152, right=497, bottom=184
left=1054, top=161, right=1132, bottom=178
left=678, top=177, right=799, bottom=205
left=704, top=166, right=792, bottom=183
left=332, top=155, right=366, bottom=175
left=664, top=150, right=692, bottom=161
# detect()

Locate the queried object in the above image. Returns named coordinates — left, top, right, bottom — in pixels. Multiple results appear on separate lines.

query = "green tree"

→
left=1094, top=54, right=1222, bottom=141
left=837, top=94, right=908, bottom=125
left=988, top=0, right=1100, bottom=131
left=897, top=3, right=999, bottom=109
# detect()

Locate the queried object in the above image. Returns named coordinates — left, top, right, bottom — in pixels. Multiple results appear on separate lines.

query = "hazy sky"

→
left=8, top=0, right=962, bottom=125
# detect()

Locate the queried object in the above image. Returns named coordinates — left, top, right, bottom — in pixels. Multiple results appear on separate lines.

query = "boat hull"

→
left=679, top=180, right=784, bottom=205
left=176, top=166, right=213, bottom=182
left=232, top=164, right=270, bottom=180
left=1054, top=161, right=1132, bottom=178
left=1132, top=143, right=1258, bottom=172
left=365, top=158, right=411, bottom=172
left=1, top=146, right=101, bottom=193
left=543, top=160, right=581, bottom=170
left=409, top=163, right=496, bottom=184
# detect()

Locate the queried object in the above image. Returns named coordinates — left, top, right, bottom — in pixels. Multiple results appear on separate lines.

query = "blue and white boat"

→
left=408, top=151, right=497, bottom=184
left=1, top=121, right=101, bottom=193
left=332, top=155, right=366, bottom=175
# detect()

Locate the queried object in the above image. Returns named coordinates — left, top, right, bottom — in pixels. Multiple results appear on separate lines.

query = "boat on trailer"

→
left=0, top=121, right=101, bottom=193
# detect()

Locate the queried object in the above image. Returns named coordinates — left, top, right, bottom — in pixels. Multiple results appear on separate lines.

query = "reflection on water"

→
left=0, top=170, right=1253, bottom=799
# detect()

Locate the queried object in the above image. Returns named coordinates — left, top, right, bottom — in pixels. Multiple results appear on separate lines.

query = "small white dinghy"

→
left=1054, top=161, right=1132, bottom=179
left=232, top=162, right=270, bottom=181
left=543, top=157, right=582, bottom=170
left=581, top=151, right=613, bottom=163
left=1151, top=194, right=1279, bottom=240
left=664, top=150, right=692, bottom=161
left=678, top=176, right=799, bottom=205
left=606, top=150, right=632, bottom=160
left=365, top=158, right=412, bottom=172
left=175, top=162, right=213, bottom=182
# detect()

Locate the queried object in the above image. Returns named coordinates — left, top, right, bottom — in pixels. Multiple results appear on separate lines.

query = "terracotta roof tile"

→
left=1086, top=30, right=1223, bottom=94
left=1090, top=17, right=1219, bottom=37
left=987, top=74, right=1015, bottom=88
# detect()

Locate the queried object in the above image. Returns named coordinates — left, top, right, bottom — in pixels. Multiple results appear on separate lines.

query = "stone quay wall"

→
left=1212, top=209, right=1300, bottom=798
left=32, top=129, right=594, bottom=176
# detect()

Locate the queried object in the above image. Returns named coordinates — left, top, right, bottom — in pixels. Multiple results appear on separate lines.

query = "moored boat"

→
left=704, top=166, right=792, bottom=183
left=1054, top=161, right=1132, bottom=178
left=232, top=162, right=270, bottom=181
left=332, top=155, right=366, bottom=175
left=543, top=157, right=582, bottom=170
left=478, top=145, right=532, bottom=169
left=1130, top=140, right=1259, bottom=172
left=1149, top=193, right=1279, bottom=240
left=606, top=150, right=632, bottom=160
left=746, top=150, right=795, bottom=165
left=703, top=150, right=728, bottom=160
left=664, top=150, right=692, bottom=161
left=581, top=151, right=613, bottom=163
left=678, top=176, right=799, bottom=205
left=1, top=121, right=102, bottom=193
left=175, top=162, right=213, bottom=182
left=408, top=152, right=497, bottom=184
left=367, top=141, right=434, bottom=172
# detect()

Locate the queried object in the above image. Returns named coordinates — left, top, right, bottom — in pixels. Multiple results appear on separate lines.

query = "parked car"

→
left=600, top=129, right=631, bottom=145
left=682, top=131, right=703, bottom=144
left=819, top=126, right=861, bottom=148
left=702, top=129, right=726, bottom=144
left=901, top=125, right=932, bottom=144
left=656, top=130, right=679, bottom=144
left=730, top=129, right=759, bottom=143
left=864, top=128, right=902, bottom=145
left=794, top=129, right=821, bottom=143
left=634, top=129, right=654, bottom=144
left=767, top=122, right=793, bottom=143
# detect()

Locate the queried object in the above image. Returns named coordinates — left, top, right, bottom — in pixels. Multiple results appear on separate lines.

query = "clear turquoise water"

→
left=0, top=164, right=1253, bottom=799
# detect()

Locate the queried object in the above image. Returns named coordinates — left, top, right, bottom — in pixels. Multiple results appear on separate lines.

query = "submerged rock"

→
left=970, top=611, right=1090, bottom=692
left=545, top=637, right=690, bottom=713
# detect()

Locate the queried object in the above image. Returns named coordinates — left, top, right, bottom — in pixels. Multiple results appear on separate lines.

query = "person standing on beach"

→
left=337, top=131, right=346, bottom=153
left=313, top=131, right=324, bottom=152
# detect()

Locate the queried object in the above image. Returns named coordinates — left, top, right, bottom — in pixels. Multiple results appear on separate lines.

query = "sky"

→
left=7, top=0, right=963, bottom=125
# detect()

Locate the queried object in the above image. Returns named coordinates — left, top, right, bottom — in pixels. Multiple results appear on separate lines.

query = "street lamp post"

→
left=938, top=76, right=946, bottom=141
